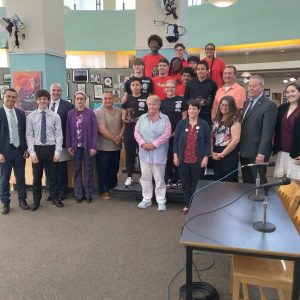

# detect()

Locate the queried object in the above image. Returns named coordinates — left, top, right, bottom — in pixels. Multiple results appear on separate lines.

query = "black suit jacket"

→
left=240, top=95, right=277, bottom=159
left=0, top=107, right=27, bottom=156
left=55, top=99, right=74, bottom=148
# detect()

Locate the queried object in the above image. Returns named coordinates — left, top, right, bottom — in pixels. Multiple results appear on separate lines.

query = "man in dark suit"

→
left=46, top=83, right=74, bottom=200
left=240, top=75, right=277, bottom=184
left=0, top=88, right=29, bottom=214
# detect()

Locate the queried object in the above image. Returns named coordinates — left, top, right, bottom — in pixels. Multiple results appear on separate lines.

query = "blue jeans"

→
left=96, top=150, right=120, bottom=194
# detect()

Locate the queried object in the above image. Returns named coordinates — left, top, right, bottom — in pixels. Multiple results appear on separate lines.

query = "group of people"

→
left=0, top=35, right=300, bottom=215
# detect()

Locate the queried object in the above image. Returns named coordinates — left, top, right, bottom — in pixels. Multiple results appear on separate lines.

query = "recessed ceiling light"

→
left=290, top=77, right=296, bottom=82
left=283, top=80, right=289, bottom=83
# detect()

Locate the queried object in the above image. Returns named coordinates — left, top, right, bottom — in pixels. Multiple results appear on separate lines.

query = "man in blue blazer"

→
left=240, top=75, right=277, bottom=184
left=47, top=83, right=74, bottom=200
left=0, top=88, right=29, bottom=214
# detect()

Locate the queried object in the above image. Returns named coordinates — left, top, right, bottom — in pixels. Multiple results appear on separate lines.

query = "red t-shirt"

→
left=176, top=83, right=186, bottom=97
left=203, top=57, right=225, bottom=88
left=142, top=53, right=166, bottom=78
left=152, top=76, right=173, bottom=100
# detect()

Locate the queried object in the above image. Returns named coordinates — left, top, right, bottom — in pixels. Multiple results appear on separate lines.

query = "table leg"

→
left=292, top=258, right=300, bottom=300
left=186, top=247, right=193, bottom=300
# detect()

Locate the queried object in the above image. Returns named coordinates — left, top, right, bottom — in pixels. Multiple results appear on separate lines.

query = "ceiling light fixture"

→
left=289, top=77, right=296, bottom=82
left=283, top=79, right=289, bottom=83
left=241, top=71, right=252, bottom=78
left=208, top=0, right=239, bottom=8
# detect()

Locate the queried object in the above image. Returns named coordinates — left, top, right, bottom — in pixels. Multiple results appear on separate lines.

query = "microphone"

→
left=245, top=161, right=275, bottom=167
left=256, top=178, right=291, bottom=190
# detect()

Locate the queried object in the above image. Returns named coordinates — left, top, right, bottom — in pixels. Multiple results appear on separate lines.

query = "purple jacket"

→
left=66, top=108, right=98, bottom=150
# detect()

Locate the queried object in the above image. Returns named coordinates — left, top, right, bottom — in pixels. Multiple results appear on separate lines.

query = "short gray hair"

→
left=249, top=75, right=264, bottom=86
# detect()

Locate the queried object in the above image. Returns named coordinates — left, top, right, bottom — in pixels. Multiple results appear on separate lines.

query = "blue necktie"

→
left=41, top=111, right=47, bottom=144
left=9, top=109, right=20, bottom=148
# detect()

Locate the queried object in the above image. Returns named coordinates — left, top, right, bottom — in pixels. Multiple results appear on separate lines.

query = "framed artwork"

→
left=283, top=91, right=287, bottom=97
left=103, top=76, right=113, bottom=88
left=0, top=84, right=10, bottom=99
left=12, top=71, right=42, bottom=112
left=77, top=83, right=86, bottom=93
left=264, top=89, right=270, bottom=97
left=94, top=84, right=103, bottom=99
left=72, top=69, right=88, bottom=82
left=90, top=74, right=100, bottom=83
left=66, top=72, right=70, bottom=82
left=3, top=73, right=11, bottom=83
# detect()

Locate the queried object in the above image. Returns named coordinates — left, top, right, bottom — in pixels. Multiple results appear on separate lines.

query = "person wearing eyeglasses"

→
left=203, top=43, right=225, bottom=88
left=161, top=80, right=187, bottom=188
left=212, top=95, right=241, bottom=182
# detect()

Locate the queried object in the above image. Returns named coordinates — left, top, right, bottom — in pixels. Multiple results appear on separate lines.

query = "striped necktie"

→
left=51, top=102, right=56, bottom=112
left=41, top=111, right=47, bottom=144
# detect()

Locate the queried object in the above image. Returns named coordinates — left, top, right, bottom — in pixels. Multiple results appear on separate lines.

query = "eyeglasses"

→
left=220, top=103, right=230, bottom=107
left=205, top=48, right=215, bottom=51
left=165, top=86, right=176, bottom=89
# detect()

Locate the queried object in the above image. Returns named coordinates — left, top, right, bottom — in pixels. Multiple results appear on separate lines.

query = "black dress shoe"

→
left=1, top=204, right=10, bottom=215
left=59, top=192, right=67, bottom=200
left=76, top=197, right=83, bottom=203
left=86, top=196, right=92, bottom=203
left=19, top=201, right=30, bottom=210
left=30, top=204, right=40, bottom=211
left=53, top=199, right=64, bottom=208
left=46, top=195, right=52, bottom=201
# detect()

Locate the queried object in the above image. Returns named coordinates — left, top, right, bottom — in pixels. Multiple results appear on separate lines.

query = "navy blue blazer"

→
left=173, top=117, right=211, bottom=164
left=55, top=99, right=74, bottom=147
left=0, top=107, right=27, bottom=156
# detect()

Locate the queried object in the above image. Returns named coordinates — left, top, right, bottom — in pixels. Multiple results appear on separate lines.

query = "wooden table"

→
left=180, top=180, right=300, bottom=300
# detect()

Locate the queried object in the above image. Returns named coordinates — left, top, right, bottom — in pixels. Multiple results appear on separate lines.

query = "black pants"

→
left=213, top=146, right=239, bottom=182
left=124, top=124, right=138, bottom=177
left=165, top=137, right=179, bottom=183
left=96, top=150, right=120, bottom=194
left=32, top=145, right=58, bottom=205
left=179, top=163, right=205, bottom=207
left=240, top=156, right=267, bottom=184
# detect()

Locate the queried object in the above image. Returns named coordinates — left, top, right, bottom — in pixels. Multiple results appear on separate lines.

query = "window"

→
left=64, top=0, right=103, bottom=11
left=188, top=0, right=202, bottom=5
left=116, top=0, right=135, bottom=10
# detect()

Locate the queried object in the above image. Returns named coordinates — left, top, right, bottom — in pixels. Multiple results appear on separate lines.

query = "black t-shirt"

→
left=184, top=77, right=218, bottom=126
left=160, top=96, right=187, bottom=132
left=124, top=76, right=153, bottom=97
left=122, top=94, right=148, bottom=123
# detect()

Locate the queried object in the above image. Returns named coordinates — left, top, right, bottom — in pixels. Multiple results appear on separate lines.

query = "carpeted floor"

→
left=0, top=189, right=236, bottom=300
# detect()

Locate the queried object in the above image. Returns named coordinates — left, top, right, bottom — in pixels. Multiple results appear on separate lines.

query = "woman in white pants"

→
left=134, top=95, right=171, bottom=211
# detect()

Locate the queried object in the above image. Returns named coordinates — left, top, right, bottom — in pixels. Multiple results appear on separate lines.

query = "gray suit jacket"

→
left=240, top=95, right=277, bottom=159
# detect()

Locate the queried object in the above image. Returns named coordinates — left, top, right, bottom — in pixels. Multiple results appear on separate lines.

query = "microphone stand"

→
left=248, top=166, right=265, bottom=201
left=253, top=187, right=276, bottom=233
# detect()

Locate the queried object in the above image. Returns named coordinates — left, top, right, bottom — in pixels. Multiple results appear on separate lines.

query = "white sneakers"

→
left=137, top=200, right=167, bottom=212
left=137, top=200, right=152, bottom=209
left=157, top=204, right=167, bottom=212
left=124, top=177, right=133, bottom=187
